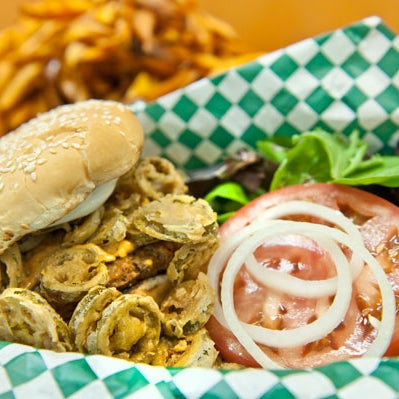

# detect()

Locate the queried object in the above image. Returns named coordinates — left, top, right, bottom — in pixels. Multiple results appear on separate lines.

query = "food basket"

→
left=1, top=16, right=399, bottom=399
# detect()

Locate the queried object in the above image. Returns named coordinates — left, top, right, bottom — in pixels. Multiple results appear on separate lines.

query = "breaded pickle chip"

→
left=40, top=243, right=112, bottom=308
left=20, top=232, right=65, bottom=290
left=63, top=208, right=104, bottom=246
left=0, top=244, right=24, bottom=290
left=172, top=329, right=219, bottom=368
left=153, top=328, right=219, bottom=368
left=91, top=293, right=162, bottom=364
left=132, top=194, right=218, bottom=243
left=161, top=272, right=215, bottom=338
left=167, top=236, right=219, bottom=283
left=88, top=208, right=128, bottom=247
left=133, top=157, right=188, bottom=200
left=69, top=285, right=122, bottom=352
left=0, top=288, right=73, bottom=352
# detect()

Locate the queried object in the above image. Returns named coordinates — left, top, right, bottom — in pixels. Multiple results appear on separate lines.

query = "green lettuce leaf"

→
left=257, top=129, right=399, bottom=190
left=204, top=181, right=263, bottom=223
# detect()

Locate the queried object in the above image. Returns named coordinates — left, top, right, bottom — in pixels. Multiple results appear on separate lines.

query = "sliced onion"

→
left=51, top=178, right=118, bottom=226
left=245, top=253, right=338, bottom=298
left=255, top=200, right=363, bottom=241
left=222, top=221, right=353, bottom=349
left=207, top=200, right=396, bottom=368
left=244, top=232, right=363, bottom=299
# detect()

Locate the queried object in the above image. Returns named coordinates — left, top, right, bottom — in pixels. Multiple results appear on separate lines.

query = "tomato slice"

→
left=207, top=183, right=399, bottom=368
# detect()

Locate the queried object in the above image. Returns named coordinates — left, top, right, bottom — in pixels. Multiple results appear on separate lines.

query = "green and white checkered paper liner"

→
left=132, top=15, right=399, bottom=171
left=2, top=16, right=399, bottom=398
left=0, top=341, right=399, bottom=398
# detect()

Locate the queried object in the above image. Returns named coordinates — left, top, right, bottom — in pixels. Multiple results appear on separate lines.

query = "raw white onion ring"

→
left=245, top=251, right=337, bottom=298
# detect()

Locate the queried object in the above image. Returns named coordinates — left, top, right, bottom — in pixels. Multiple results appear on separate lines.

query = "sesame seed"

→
left=24, top=164, right=35, bottom=173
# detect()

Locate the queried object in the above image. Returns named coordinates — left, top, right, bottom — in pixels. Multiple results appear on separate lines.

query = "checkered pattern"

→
left=0, top=342, right=398, bottom=398
left=3, top=17, right=399, bottom=398
left=131, top=16, right=399, bottom=171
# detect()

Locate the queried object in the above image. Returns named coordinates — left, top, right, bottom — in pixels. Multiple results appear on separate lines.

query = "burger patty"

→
left=107, top=241, right=179, bottom=290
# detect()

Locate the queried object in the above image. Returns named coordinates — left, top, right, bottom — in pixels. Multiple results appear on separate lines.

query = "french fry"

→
left=124, top=68, right=200, bottom=102
left=0, top=62, right=42, bottom=111
left=133, top=9, right=157, bottom=53
left=0, top=61, right=14, bottom=93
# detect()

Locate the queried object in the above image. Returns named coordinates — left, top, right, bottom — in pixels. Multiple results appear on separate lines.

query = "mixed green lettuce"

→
left=204, top=129, right=399, bottom=223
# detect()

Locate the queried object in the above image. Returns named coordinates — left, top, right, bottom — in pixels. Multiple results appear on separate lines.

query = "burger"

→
left=0, top=99, right=220, bottom=367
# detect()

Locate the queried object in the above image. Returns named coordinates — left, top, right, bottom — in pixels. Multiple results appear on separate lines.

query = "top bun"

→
left=0, top=100, right=144, bottom=254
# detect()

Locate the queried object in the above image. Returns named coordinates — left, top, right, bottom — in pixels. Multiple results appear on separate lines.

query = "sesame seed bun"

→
left=0, top=100, right=144, bottom=254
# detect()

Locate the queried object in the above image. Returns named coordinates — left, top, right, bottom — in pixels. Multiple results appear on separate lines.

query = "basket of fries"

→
left=1, top=1, right=399, bottom=397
